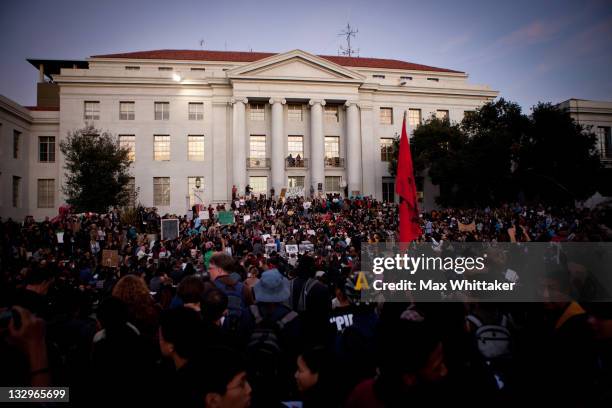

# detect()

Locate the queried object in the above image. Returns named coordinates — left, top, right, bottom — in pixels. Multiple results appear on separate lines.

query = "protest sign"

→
left=286, top=244, right=298, bottom=254
left=161, top=219, right=179, bottom=240
left=199, top=211, right=210, bottom=220
left=303, top=202, right=311, bottom=209
left=458, top=221, right=476, bottom=232
left=243, top=214, right=251, bottom=222
left=102, top=249, right=120, bottom=267
left=307, top=229, right=316, bottom=236
left=299, top=242, right=314, bottom=254
left=56, top=232, right=64, bottom=243
left=265, top=243, right=277, bottom=255
left=287, top=187, right=304, bottom=197
left=218, top=211, right=235, bottom=225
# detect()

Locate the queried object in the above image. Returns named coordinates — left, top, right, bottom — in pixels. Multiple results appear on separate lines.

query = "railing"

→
left=285, top=157, right=309, bottom=169
left=324, top=157, right=345, bottom=168
left=246, top=157, right=271, bottom=169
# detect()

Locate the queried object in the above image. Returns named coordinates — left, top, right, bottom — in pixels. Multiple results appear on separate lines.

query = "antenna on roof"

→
left=199, top=39, right=205, bottom=50
left=338, top=23, right=359, bottom=57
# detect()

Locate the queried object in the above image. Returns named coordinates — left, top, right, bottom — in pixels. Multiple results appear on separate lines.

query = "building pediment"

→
left=227, top=49, right=364, bottom=83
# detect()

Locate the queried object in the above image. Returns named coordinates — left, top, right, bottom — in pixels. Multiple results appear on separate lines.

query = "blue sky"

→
left=1, top=0, right=611, bottom=112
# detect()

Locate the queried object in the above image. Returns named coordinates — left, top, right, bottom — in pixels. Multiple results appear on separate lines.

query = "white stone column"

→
left=309, top=99, right=326, bottom=194
left=345, top=101, right=362, bottom=195
left=232, top=98, right=248, bottom=194
left=269, top=97, right=286, bottom=195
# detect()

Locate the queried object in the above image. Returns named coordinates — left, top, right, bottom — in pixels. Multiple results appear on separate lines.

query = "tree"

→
left=514, top=103, right=601, bottom=203
left=388, top=99, right=600, bottom=207
left=60, top=125, right=132, bottom=213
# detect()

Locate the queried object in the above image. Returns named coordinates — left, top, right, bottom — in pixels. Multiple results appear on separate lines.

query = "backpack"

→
left=288, top=278, right=318, bottom=313
left=215, top=279, right=247, bottom=334
left=466, top=314, right=512, bottom=360
left=246, top=304, right=298, bottom=380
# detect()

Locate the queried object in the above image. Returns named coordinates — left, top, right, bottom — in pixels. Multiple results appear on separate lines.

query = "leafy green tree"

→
left=60, top=125, right=132, bottom=213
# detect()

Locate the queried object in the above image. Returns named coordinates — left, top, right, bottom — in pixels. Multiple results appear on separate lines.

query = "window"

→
left=38, top=136, right=56, bottom=162
left=597, top=126, right=612, bottom=158
left=119, top=135, right=136, bottom=162
left=380, top=107, right=393, bottom=124
left=125, top=177, right=136, bottom=207
left=400, top=76, right=413, bottom=80
left=324, top=106, right=338, bottom=122
left=287, top=136, right=304, bottom=157
left=188, top=135, right=205, bottom=161
left=188, top=103, right=204, bottom=120
left=288, top=104, right=303, bottom=121
left=12, top=176, right=20, bottom=207
left=249, top=135, right=266, bottom=158
left=324, top=136, right=340, bottom=159
left=250, top=103, right=265, bottom=121
left=191, top=67, right=206, bottom=71
left=380, top=138, right=394, bottom=161
left=325, top=176, right=342, bottom=192
left=125, top=66, right=140, bottom=71
left=13, top=130, right=21, bottom=158
left=37, top=179, right=54, bottom=208
left=154, top=102, right=170, bottom=120
left=287, top=176, right=305, bottom=188
left=153, top=177, right=170, bottom=206
left=373, top=74, right=386, bottom=79
left=382, top=179, right=395, bottom=203
left=154, top=135, right=170, bottom=161
left=408, top=109, right=421, bottom=130
left=158, top=67, right=173, bottom=71
left=188, top=176, right=204, bottom=207
left=84, top=101, right=100, bottom=120
left=249, top=176, right=267, bottom=195
left=120, top=102, right=135, bottom=120
left=427, top=77, right=439, bottom=82
left=436, top=110, right=449, bottom=120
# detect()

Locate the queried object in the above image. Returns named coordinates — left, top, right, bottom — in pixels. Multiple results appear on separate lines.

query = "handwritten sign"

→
left=102, top=249, right=120, bottom=268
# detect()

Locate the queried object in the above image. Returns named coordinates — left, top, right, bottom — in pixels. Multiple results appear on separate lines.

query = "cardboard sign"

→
left=458, top=221, right=476, bottom=232
left=286, top=244, right=298, bottom=254
left=218, top=211, right=235, bottom=225
left=102, top=249, right=120, bottom=268
left=161, top=219, right=180, bottom=240
left=199, top=211, right=210, bottom=220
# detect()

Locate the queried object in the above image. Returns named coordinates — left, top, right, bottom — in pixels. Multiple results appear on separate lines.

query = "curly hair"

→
left=112, top=275, right=157, bottom=333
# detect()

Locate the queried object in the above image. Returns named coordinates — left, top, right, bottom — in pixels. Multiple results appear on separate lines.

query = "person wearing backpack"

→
left=288, top=255, right=331, bottom=347
left=208, top=253, right=253, bottom=345
left=247, top=268, right=303, bottom=407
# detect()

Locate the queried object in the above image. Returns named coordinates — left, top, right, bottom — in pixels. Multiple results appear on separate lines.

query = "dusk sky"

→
left=1, top=0, right=611, bottom=112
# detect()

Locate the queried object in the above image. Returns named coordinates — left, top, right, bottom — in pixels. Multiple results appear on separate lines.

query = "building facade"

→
left=1, top=49, right=497, bottom=219
left=556, top=98, right=612, bottom=167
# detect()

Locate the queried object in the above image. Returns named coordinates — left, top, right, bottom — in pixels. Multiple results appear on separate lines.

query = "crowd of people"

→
left=1, top=194, right=612, bottom=407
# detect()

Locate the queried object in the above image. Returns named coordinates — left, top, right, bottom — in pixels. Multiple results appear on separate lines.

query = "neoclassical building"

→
left=0, top=49, right=498, bottom=219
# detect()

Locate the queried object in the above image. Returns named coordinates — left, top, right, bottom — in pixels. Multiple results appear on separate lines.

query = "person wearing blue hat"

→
left=247, top=269, right=303, bottom=407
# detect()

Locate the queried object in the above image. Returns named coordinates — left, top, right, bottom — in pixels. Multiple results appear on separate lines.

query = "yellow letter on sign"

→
left=355, top=271, right=370, bottom=290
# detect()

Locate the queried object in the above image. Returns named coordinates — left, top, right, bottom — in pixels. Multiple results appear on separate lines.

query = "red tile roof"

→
left=91, top=49, right=463, bottom=74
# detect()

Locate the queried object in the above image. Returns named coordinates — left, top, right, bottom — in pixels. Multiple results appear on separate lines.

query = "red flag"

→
left=395, top=112, right=421, bottom=242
